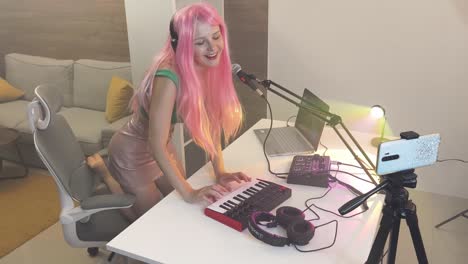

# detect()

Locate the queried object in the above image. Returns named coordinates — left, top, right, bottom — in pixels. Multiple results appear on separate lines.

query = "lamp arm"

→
left=380, top=116, right=387, bottom=141
left=257, top=79, right=379, bottom=186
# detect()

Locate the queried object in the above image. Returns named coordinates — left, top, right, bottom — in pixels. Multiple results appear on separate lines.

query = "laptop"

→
left=254, top=88, right=330, bottom=156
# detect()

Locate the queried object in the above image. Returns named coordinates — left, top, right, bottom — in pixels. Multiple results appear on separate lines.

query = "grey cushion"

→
left=5, top=53, right=74, bottom=106
left=81, top=194, right=135, bottom=210
left=35, top=115, right=95, bottom=200
left=76, top=208, right=129, bottom=242
left=0, top=100, right=30, bottom=128
left=58, top=107, right=109, bottom=155
left=73, top=59, right=131, bottom=111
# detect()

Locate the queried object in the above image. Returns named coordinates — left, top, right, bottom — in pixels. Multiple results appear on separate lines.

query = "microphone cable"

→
left=437, top=158, right=468, bottom=163
left=260, top=95, right=289, bottom=178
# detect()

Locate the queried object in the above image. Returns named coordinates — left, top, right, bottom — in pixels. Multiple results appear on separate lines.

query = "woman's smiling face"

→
left=193, top=22, right=224, bottom=68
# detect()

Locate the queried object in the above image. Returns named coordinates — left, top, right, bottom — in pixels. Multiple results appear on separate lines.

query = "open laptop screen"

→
left=294, top=89, right=330, bottom=151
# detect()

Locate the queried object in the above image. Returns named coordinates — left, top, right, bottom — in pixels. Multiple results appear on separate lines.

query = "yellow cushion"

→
left=0, top=78, right=25, bottom=102
left=105, top=76, right=134, bottom=123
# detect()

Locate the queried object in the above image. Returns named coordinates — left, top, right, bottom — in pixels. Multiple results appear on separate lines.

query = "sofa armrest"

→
left=101, top=115, right=130, bottom=148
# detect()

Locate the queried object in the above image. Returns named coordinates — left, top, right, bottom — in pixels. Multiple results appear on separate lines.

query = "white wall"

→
left=176, top=0, right=223, bottom=17
left=269, top=0, right=468, bottom=198
left=124, top=0, right=175, bottom=86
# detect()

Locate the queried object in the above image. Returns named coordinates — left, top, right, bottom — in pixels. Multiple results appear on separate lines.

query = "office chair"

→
left=27, top=84, right=136, bottom=261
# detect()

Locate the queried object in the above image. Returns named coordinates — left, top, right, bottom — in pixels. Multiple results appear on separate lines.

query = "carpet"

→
left=0, top=168, right=60, bottom=257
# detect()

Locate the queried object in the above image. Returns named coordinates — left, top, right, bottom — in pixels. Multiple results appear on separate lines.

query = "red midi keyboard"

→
left=204, top=179, right=292, bottom=231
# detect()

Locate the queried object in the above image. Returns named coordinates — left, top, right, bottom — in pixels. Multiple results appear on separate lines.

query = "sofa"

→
left=0, top=53, right=132, bottom=168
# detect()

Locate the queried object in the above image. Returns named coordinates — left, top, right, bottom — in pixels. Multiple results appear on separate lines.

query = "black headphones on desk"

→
left=248, top=206, right=315, bottom=247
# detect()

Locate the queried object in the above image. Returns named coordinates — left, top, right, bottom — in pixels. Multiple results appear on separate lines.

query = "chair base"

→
left=87, top=247, right=99, bottom=256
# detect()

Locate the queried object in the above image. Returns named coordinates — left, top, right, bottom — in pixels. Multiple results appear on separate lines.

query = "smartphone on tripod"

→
left=376, top=133, right=441, bottom=175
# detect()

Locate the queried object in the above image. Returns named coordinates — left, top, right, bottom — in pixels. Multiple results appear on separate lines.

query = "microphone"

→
left=232, top=64, right=264, bottom=97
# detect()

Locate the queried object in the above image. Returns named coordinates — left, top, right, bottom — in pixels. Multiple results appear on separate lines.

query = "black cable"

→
left=294, top=164, right=368, bottom=253
left=332, top=161, right=379, bottom=176
left=302, top=187, right=333, bottom=221
left=380, top=249, right=389, bottom=264
left=261, top=96, right=288, bottom=178
left=319, top=141, right=328, bottom=156
left=286, top=115, right=297, bottom=127
left=329, top=169, right=374, bottom=184
left=293, top=220, right=338, bottom=253
left=437, top=158, right=468, bottom=163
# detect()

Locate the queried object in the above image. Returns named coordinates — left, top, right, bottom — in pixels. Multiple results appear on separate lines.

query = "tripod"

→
left=338, top=169, right=428, bottom=264
left=365, top=170, right=428, bottom=264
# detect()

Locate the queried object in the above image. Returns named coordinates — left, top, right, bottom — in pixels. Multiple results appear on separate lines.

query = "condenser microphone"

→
left=232, top=64, right=264, bottom=97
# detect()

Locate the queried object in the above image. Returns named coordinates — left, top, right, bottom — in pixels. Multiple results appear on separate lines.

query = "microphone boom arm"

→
left=258, top=79, right=378, bottom=186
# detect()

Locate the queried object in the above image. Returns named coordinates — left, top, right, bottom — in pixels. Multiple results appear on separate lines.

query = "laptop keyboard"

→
left=267, top=128, right=312, bottom=154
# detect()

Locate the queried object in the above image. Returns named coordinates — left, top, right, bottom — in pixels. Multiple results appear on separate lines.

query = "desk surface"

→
left=108, top=119, right=384, bottom=264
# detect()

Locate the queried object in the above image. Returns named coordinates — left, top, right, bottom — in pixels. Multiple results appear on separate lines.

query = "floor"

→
left=0, top=170, right=467, bottom=264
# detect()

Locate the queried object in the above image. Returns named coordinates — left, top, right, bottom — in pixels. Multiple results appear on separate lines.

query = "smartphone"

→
left=376, top=134, right=441, bottom=175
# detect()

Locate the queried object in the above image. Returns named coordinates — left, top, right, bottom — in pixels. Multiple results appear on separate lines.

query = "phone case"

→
left=376, top=134, right=441, bottom=175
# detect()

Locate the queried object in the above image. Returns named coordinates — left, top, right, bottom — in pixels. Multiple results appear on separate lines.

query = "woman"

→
left=92, top=3, right=250, bottom=221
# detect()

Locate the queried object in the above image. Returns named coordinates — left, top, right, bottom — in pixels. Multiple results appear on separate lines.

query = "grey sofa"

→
left=0, top=53, right=132, bottom=168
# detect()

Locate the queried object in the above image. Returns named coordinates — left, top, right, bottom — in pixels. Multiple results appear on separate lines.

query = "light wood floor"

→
left=0, top=172, right=467, bottom=264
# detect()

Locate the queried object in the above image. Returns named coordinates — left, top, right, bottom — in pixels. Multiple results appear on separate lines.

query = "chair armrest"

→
left=101, top=115, right=130, bottom=147
left=81, top=194, right=135, bottom=210
left=60, top=194, right=135, bottom=224
left=95, top=147, right=108, bottom=157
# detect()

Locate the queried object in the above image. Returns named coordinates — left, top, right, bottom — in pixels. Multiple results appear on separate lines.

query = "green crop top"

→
left=139, top=69, right=179, bottom=124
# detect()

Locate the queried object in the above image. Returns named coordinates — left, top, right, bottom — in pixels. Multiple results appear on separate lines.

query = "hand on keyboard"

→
left=216, top=171, right=252, bottom=191
left=193, top=184, right=229, bottom=203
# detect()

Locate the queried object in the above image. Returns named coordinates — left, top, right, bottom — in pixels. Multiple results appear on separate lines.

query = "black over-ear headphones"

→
left=169, top=17, right=178, bottom=51
left=248, top=206, right=315, bottom=247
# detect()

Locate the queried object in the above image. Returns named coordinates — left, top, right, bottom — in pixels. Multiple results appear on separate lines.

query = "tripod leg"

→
left=405, top=201, right=428, bottom=264
left=387, top=216, right=401, bottom=264
left=366, top=206, right=394, bottom=264
left=435, top=209, right=468, bottom=228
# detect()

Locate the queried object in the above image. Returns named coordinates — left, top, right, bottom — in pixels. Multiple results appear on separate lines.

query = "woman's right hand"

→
left=191, top=184, right=229, bottom=203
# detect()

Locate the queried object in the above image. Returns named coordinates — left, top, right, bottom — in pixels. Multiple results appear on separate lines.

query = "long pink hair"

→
left=131, top=3, right=243, bottom=159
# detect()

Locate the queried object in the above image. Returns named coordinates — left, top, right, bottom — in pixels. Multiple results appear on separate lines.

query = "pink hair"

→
left=131, top=3, right=243, bottom=159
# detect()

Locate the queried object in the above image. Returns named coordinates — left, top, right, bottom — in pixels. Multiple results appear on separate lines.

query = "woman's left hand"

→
left=216, top=171, right=252, bottom=191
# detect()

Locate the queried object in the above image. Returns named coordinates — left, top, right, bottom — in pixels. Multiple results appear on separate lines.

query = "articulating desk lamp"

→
left=370, top=105, right=389, bottom=147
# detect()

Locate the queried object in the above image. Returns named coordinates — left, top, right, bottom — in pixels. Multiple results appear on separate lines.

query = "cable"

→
left=293, top=220, right=338, bottom=253
left=261, top=96, right=288, bottom=178
left=380, top=249, right=389, bottom=264
left=302, top=187, right=333, bottom=221
left=293, top=164, right=367, bottom=253
left=333, top=161, right=379, bottom=175
left=437, top=158, right=468, bottom=163
left=319, top=141, right=328, bottom=156
left=329, top=169, right=374, bottom=184
left=286, top=115, right=297, bottom=127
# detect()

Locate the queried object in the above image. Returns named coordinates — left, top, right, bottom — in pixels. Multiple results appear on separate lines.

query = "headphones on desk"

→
left=248, top=206, right=315, bottom=247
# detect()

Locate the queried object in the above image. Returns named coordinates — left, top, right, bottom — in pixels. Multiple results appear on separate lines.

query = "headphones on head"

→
left=248, top=206, right=315, bottom=247
left=169, top=17, right=178, bottom=51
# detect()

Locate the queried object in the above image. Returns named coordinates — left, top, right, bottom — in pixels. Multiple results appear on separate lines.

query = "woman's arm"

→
left=148, top=76, right=195, bottom=202
left=148, top=76, right=227, bottom=203
left=211, top=143, right=226, bottom=178
left=212, top=140, right=251, bottom=189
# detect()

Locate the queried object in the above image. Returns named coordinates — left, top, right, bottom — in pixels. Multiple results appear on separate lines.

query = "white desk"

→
left=108, top=119, right=384, bottom=264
